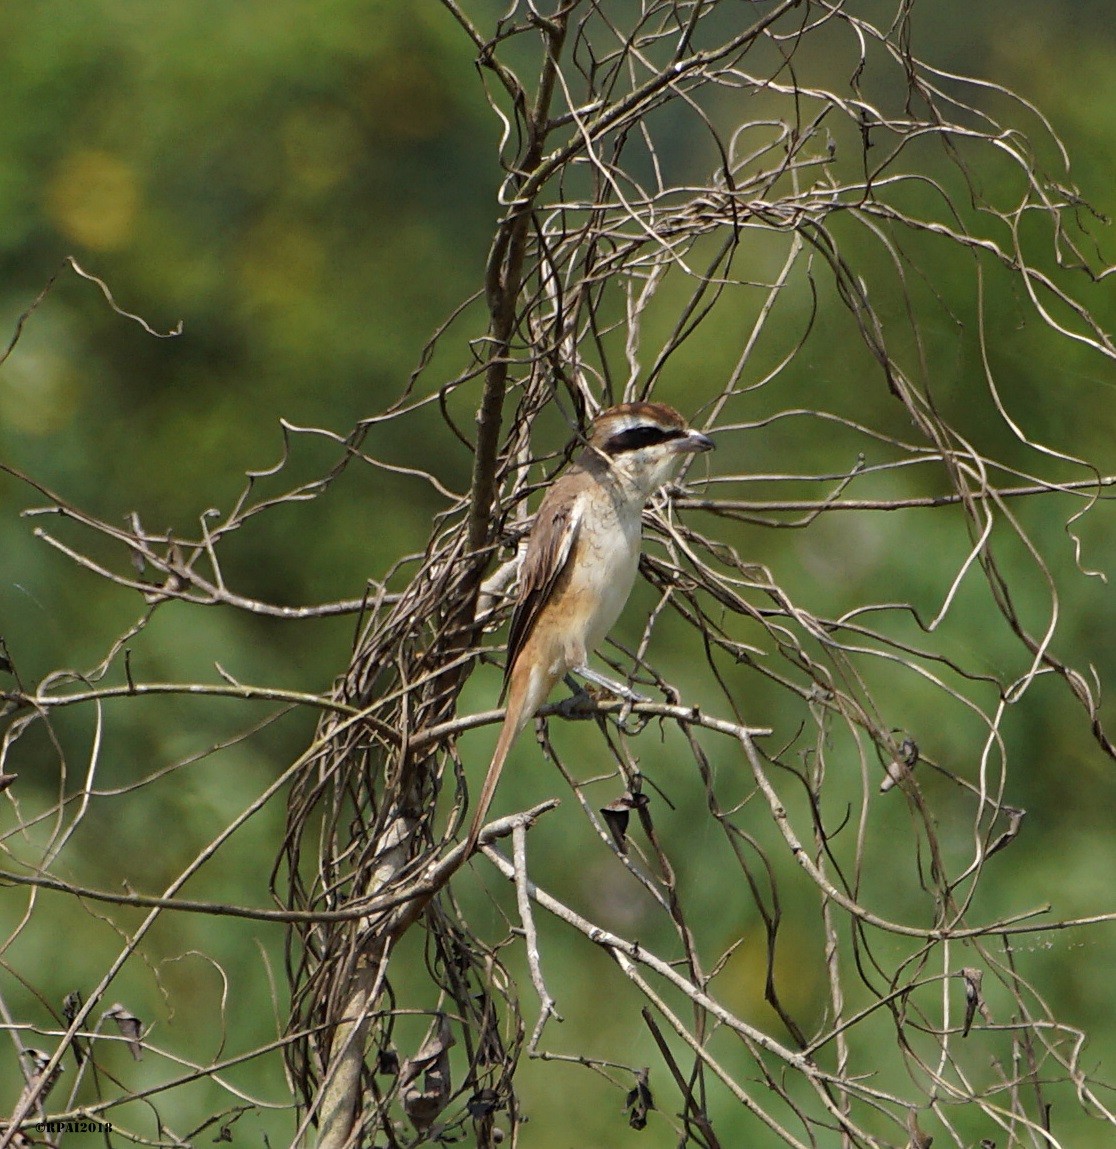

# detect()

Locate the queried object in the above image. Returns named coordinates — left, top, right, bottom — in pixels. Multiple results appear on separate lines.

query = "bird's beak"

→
left=679, top=429, right=715, bottom=453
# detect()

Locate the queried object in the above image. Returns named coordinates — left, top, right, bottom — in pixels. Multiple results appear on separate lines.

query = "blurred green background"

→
left=1, top=1, right=1115, bottom=1144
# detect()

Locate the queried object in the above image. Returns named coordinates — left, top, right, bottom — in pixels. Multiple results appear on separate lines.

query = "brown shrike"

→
left=466, top=401, right=715, bottom=853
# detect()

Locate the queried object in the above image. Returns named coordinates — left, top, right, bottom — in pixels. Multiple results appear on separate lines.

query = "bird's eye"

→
left=605, top=425, right=684, bottom=453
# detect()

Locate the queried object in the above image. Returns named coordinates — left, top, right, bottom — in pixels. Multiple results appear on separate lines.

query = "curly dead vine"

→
left=2, top=1, right=1116, bottom=1147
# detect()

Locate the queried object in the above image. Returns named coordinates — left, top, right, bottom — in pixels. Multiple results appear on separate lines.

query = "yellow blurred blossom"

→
left=46, top=149, right=140, bottom=251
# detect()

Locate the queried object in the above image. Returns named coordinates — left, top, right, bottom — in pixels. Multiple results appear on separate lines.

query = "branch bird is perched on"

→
left=466, top=402, right=715, bottom=854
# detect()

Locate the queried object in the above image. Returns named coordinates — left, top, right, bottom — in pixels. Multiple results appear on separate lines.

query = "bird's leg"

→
left=555, top=674, right=598, bottom=720
left=572, top=663, right=645, bottom=700
left=570, top=664, right=649, bottom=731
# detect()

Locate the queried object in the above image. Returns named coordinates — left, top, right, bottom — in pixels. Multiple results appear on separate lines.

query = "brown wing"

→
left=502, top=487, right=583, bottom=698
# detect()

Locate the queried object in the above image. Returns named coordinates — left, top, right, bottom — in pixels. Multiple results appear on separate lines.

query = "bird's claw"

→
left=556, top=689, right=599, bottom=720
left=556, top=674, right=649, bottom=732
left=615, top=693, right=650, bottom=734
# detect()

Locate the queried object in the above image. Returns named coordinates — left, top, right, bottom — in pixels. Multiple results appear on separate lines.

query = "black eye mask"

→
left=604, top=424, right=685, bottom=454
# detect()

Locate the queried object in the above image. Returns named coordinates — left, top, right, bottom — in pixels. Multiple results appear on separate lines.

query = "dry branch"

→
left=1, top=3, right=1114, bottom=1147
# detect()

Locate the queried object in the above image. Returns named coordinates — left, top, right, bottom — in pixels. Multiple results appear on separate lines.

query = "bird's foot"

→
left=569, top=665, right=649, bottom=733
left=555, top=682, right=599, bottom=720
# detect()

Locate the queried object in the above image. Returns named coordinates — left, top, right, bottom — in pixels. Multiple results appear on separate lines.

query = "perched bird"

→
left=466, top=401, right=715, bottom=853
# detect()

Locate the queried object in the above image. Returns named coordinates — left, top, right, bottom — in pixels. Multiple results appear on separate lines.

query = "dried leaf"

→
left=985, top=806, right=1025, bottom=859
left=601, top=790, right=651, bottom=851
left=474, top=991, right=504, bottom=1066
left=400, top=1013, right=454, bottom=1132
left=958, top=966, right=992, bottom=1037
left=17, top=1048, right=63, bottom=1110
left=905, top=1106, right=933, bottom=1148
left=106, top=1001, right=144, bottom=1060
left=600, top=800, right=631, bottom=850
left=881, top=736, right=919, bottom=793
left=467, top=1088, right=500, bottom=1118
left=62, top=990, right=85, bottom=1066
left=624, top=1067, right=654, bottom=1131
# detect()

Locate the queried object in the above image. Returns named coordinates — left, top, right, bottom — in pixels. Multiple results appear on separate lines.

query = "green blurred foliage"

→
left=0, top=1, right=1114, bottom=1143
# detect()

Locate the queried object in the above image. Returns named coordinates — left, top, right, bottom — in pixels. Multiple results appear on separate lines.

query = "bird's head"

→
left=585, top=401, right=715, bottom=496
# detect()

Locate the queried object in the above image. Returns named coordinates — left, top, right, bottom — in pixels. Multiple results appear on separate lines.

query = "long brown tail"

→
left=464, top=708, right=520, bottom=855
left=465, top=661, right=547, bottom=855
